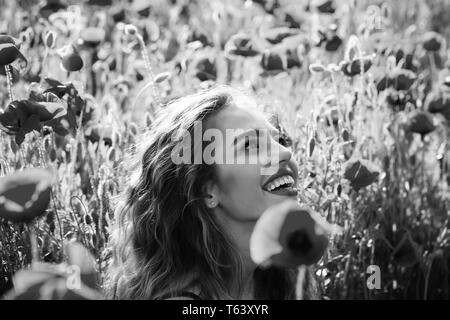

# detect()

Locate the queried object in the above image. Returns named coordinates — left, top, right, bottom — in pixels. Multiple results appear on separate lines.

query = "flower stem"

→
left=136, top=33, right=162, bottom=108
left=28, top=224, right=39, bottom=263
left=4, top=65, right=14, bottom=102
left=296, top=265, right=306, bottom=300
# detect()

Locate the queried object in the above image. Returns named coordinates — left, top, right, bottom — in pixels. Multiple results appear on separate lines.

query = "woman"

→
left=104, top=85, right=318, bottom=300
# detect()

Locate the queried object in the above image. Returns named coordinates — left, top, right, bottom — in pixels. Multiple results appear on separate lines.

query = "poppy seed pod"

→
left=0, top=168, right=53, bottom=223
left=250, top=200, right=333, bottom=268
left=343, top=158, right=380, bottom=191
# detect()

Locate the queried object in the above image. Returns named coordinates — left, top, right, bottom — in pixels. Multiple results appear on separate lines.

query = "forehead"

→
left=205, top=99, right=274, bottom=132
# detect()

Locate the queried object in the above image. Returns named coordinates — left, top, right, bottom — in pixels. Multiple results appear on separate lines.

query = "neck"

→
left=213, top=209, right=258, bottom=299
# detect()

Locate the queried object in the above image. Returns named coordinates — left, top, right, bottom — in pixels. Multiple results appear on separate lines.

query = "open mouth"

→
left=262, top=172, right=298, bottom=196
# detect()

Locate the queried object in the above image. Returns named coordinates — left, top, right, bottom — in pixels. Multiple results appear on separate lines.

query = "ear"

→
left=202, top=180, right=220, bottom=209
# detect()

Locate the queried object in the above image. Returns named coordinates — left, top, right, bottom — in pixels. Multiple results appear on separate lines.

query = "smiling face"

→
left=203, top=97, right=299, bottom=224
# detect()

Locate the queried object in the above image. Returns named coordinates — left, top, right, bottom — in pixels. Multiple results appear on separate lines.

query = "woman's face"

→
left=204, top=98, right=299, bottom=223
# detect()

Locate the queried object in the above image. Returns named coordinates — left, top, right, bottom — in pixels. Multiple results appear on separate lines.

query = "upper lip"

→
left=262, top=167, right=297, bottom=191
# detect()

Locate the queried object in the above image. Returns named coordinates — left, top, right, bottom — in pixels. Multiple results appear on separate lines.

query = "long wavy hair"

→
left=103, top=85, right=318, bottom=300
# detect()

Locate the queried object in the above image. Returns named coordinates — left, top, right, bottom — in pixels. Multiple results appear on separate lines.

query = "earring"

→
left=209, top=200, right=216, bottom=207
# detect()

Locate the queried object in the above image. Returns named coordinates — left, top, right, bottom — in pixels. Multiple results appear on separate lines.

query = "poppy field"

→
left=1, top=0, right=450, bottom=300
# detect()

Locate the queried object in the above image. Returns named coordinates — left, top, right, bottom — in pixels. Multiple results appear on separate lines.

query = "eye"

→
left=244, top=136, right=259, bottom=150
left=277, top=131, right=292, bottom=148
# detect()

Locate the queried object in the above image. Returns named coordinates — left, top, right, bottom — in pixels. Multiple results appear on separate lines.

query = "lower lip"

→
left=264, top=186, right=298, bottom=196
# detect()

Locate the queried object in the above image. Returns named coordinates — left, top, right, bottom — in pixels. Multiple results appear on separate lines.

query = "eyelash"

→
left=243, top=132, right=292, bottom=150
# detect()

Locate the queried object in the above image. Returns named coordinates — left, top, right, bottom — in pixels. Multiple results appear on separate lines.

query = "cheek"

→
left=216, top=164, right=265, bottom=219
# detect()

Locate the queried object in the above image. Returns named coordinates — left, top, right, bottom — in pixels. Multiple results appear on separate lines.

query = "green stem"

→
left=4, top=65, right=14, bottom=102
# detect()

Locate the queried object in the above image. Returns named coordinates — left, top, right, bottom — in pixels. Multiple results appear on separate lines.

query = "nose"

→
left=260, top=138, right=293, bottom=173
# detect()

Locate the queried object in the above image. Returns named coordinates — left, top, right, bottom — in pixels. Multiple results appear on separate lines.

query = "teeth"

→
left=264, top=175, right=295, bottom=191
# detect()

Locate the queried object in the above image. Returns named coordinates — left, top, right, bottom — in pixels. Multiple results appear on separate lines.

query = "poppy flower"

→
left=377, top=68, right=417, bottom=92
left=224, top=33, right=260, bottom=57
left=426, top=90, right=450, bottom=120
left=286, top=47, right=302, bottom=69
left=187, top=31, right=212, bottom=47
left=58, top=46, right=83, bottom=72
left=87, top=0, right=112, bottom=6
left=5, top=254, right=101, bottom=300
left=422, top=31, right=444, bottom=52
left=130, top=0, right=151, bottom=17
left=260, top=50, right=284, bottom=73
left=39, top=0, right=67, bottom=19
left=193, top=57, right=216, bottom=81
left=79, top=27, right=106, bottom=48
left=263, top=27, right=299, bottom=45
left=313, top=0, right=335, bottom=14
left=392, top=233, right=420, bottom=267
left=0, top=99, right=66, bottom=144
left=343, top=158, right=380, bottom=191
left=340, top=56, right=372, bottom=77
left=0, top=35, right=26, bottom=67
left=386, top=89, right=414, bottom=112
left=111, top=7, right=126, bottom=23
left=250, top=200, right=334, bottom=268
left=407, top=111, right=435, bottom=136
left=0, top=65, right=20, bottom=83
left=316, top=29, right=342, bottom=52
left=0, top=168, right=53, bottom=223
left=284, top=13, right=301, bottom=29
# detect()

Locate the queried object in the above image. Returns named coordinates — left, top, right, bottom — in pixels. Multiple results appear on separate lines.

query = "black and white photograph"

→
left=0, top=0, right=450, bottom=310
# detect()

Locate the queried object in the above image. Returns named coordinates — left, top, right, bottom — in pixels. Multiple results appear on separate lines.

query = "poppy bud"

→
left=309, top=63, right=326, bottom=73
left=308, top=137, right=315, bottom=157
left=61, top=47, right=83, bottom=72
left=342, top=128, right=350, bottom=141
left=260, top=50, right=284, bottom=72
left=336, top=184, right=342, bottom=197
left=44, top=30, right=56, bottom=49
left=154, top=71, right=171, bottom=83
